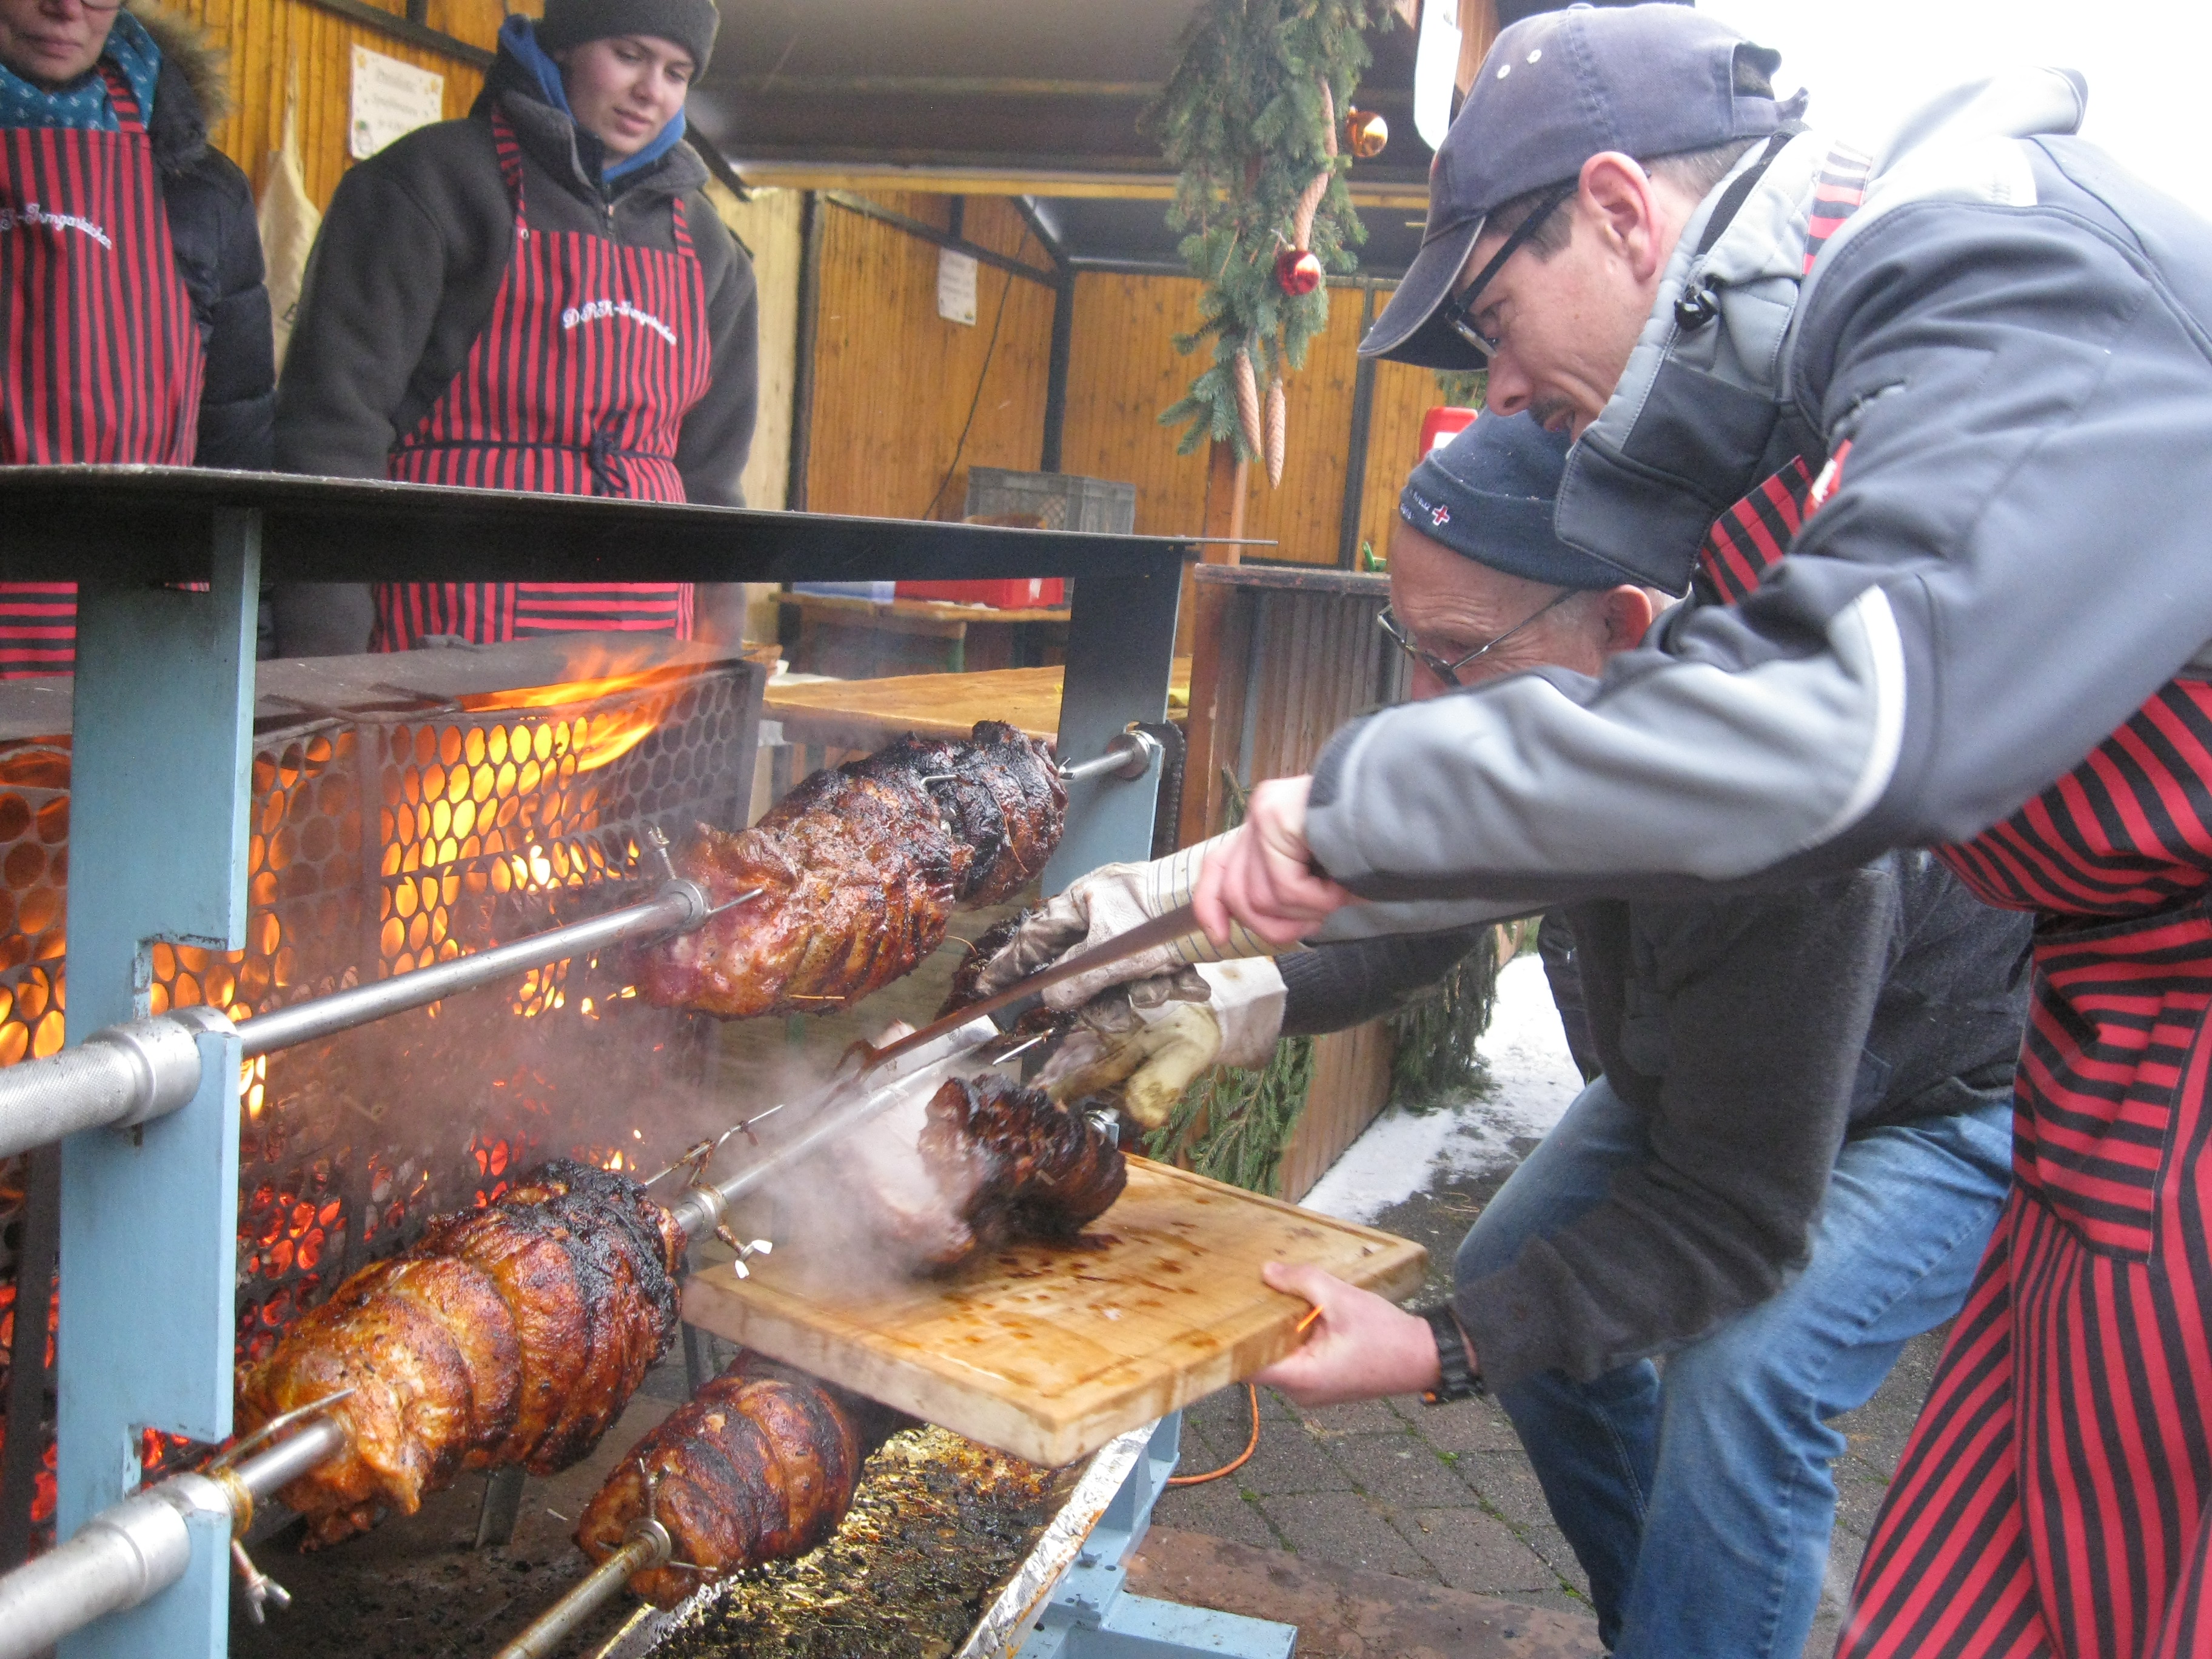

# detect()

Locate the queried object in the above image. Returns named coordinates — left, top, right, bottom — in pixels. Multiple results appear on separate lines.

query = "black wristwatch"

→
left=1417, top=1305, right=1486, bottom=1405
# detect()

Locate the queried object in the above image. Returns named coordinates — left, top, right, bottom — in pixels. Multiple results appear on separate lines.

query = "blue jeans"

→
left=1455, top=1076, right=2013, bottom=1658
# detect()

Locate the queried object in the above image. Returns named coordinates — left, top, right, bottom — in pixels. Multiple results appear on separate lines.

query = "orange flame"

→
left=569, top=702, right=661, bottom=773
left=458, top=643, right=674, bottom=713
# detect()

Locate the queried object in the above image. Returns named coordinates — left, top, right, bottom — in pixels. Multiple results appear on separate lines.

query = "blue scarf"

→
left=497, top=15, right=687, bottom=191
left=0, top=10, right=161, bottom=133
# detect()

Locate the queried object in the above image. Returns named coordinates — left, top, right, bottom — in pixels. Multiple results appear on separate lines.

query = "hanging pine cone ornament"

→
left=1344, top=109, right=1389, bottom=158
left=1265, top=378, right=1287, bottom=488
left=1291, top=168, right=1332, bottom=252
left=1234, top=347, right=1264, bottom=461
left=1275, top=247, right=1324, bottom=297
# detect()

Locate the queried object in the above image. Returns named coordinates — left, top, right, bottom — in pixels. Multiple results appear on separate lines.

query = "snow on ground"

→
left=1300, top=953, right=1585, bottom=1225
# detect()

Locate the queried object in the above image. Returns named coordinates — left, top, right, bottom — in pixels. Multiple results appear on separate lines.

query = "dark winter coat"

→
left=270, top=42, right=759, bottom=655
left=1279, top=853, right=2030, bottom=1392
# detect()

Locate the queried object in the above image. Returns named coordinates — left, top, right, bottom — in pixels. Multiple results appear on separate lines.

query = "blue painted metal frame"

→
left=1023, top=1416, right=1295, bottom=1658
left=58, top=514, right=261, bottom=1659
left=1045, top=561, right=1184, bottom=896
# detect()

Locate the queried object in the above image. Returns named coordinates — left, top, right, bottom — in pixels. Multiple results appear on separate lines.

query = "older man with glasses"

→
left=0, top=0, right=275, bottom=674
left=973, top=413, right=2030, bottom=1659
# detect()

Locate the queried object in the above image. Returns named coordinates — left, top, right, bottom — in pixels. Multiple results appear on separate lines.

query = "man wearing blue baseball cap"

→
left=979, top=414, right=2028, bottom=1659
left=1171, top=5, right=2212, bottom=1656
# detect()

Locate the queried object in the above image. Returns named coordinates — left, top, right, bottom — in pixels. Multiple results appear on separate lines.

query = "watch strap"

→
left=1419, top=1305, right=1485, bottom=1405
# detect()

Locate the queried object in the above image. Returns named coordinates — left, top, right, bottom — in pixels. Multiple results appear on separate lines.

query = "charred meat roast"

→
left=575, top=1352, right=902, bottom=1607
left=236, top=1161, right=683, bottom=1546
left=635, top=722, right=1065, bottom=1019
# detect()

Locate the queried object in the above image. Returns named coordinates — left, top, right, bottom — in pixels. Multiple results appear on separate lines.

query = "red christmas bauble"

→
left=1276, top=248, right=1324, bottom=297
left=1345, top=109, right=1390, bottom=159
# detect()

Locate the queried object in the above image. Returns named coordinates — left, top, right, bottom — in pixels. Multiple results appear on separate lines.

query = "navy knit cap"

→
left=1399, top=415, right=1629, bottom=590
left=538, top=0, right=719, bottom=73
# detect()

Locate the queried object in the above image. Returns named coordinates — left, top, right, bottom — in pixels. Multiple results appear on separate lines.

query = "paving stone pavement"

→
left=1153, top=1145, right=1951, bottom=1658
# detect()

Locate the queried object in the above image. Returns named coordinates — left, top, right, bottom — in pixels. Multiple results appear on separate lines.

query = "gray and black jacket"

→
left=1305, top=71, right=2212, bottom=926
left=1282, top=853, right=2029, bottom=1390
left=272, top=39, right=757, bottom=652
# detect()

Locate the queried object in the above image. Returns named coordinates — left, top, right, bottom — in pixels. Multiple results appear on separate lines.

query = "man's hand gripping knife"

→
left=974, top=836, right=1289, bottom=1127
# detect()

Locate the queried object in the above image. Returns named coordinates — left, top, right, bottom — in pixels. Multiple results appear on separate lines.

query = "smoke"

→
left=679, top=1024, right=1002, bottom=1296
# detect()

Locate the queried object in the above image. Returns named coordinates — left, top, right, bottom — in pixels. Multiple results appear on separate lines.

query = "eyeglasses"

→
left=1377, top=589, right=1579, bottom=689
left=1438, top=178, right=1578, bottom=363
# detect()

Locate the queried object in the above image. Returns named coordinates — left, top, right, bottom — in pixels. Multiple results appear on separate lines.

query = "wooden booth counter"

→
left=762, top=660, right=1190, bottom=795
left=778, top=592, right=1072, bottom=678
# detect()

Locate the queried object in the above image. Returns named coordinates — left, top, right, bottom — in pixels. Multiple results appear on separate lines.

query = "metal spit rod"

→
left=236, top=878, right=711, bottom=1058
left=0, top=874, right=721, bottom=1163
left=0, top=729, right=1161, bottom=1165
left=0, top=1416, right=347, bottom=1659
left=1056, top=726, right=1162, bottom=786
left=492, top=1520, right=672, bottom=1659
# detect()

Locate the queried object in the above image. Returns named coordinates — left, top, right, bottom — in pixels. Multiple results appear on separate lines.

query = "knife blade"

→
left=860, top=902, right=1207, bottom=1074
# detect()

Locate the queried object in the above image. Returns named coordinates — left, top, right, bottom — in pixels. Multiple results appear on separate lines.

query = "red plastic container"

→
left=894, top=578, right=1067, bottom=609
left=1419, top=406, right=1479, bottom=458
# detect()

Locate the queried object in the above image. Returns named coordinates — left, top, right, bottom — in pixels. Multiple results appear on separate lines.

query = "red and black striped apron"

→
left=1692, top=441, right=2212, bottom=1656
left=374, top=110, right=709, bottom=652
left=0, top=64, right=204, bottom=678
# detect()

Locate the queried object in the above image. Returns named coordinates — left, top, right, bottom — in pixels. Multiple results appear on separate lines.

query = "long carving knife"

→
left=860, top=901, right=1214, bottom=1073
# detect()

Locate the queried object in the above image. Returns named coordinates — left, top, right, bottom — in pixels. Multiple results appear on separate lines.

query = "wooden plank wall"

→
left=164, top=0, right=510, bottom=206
left=802, top=195, right=1059, bottom=521
left=1362, top=357, right=1459, bottom=561
left=1059, top=272, right=1444, bottom=563
left=710, top=184, right=806, bottom=513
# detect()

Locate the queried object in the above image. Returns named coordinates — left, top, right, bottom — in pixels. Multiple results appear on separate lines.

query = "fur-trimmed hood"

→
left=124, top=0, right=227, bottom=121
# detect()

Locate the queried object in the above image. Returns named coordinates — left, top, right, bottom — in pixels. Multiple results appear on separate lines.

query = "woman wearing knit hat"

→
left=270, top=0, right=757, bottom=655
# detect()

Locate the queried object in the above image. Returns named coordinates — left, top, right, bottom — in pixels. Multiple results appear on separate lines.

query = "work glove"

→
left=1037, top=957, right=1287, bottom=1128
left=974, top=836, right=1278, bottom=1013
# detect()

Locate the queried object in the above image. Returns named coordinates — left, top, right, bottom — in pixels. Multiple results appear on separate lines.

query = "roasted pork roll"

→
left=574, top=1353, right=899, bottom=1607
left=634, top=722, right=1065, bottom=1020
left=236, top=1160, right=684, bottom=1546
left=916, top=1074, right=1127, bottom=1272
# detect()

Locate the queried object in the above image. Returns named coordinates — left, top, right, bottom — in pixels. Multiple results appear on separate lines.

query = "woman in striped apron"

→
left=272, top=0, right=757, bottom=655
left=0, top=0, right=274, bottom=677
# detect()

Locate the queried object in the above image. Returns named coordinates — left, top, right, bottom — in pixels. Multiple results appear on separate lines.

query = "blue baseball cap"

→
left=1363, top=2, right=1796, bottom=370
left=1401, top=415, right=1641, bottom=590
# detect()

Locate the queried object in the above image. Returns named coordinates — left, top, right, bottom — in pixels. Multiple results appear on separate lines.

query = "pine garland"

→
left=1385, top=927, right=1501, bottom=1114
left=1148, top=0, right=1398, bottom=471
left=1144, top=1035, right=1316, bottom=1195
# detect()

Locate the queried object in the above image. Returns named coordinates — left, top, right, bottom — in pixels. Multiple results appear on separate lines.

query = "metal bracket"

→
left=474, top=1467, right=528, bottom=1550
left=1015, top=1416, right=1295, bottom=1659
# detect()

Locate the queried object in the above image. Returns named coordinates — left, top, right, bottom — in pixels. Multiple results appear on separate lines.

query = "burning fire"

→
left=458, top=645, right=677, bottom=775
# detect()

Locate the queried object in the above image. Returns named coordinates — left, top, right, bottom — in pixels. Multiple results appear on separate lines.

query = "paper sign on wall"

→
left=937, top=248, right=979, bottom=326
left=349, top=46, right=445, bottom=160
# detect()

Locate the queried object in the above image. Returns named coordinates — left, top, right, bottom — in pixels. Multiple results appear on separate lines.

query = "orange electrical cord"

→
left=1167, top=1384, right=1262, bottom=1487
left=1166, top=1306, right=1320, bottom=1487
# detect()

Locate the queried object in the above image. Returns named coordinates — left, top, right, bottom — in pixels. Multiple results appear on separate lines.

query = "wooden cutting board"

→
left=680, top=1156, right=1427, bottom=1467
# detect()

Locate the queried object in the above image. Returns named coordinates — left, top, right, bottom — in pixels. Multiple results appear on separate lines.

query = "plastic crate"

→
left=963, top=468, right=1137, bottom=535
left=896, top=577, right=1065, bottom=608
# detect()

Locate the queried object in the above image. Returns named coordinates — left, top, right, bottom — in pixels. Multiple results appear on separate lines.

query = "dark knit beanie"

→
left=1401, top=415, right=1655, bottom=591
left=537, top=0, right=719, bottom=73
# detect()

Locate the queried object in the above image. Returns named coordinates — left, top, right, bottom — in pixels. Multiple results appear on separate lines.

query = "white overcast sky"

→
left=1696, top=1, right=2212, bottom=215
